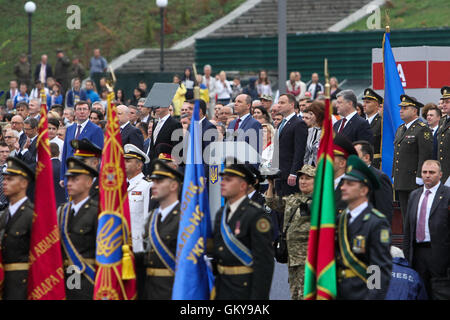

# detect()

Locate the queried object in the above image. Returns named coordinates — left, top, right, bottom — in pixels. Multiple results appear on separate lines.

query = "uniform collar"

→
left=347, top=201, right=368, bottom=224
left=157, top=200, right=179, bottom=222
left=128, top=172, right=144, bottom=187
left=71, top=196, right=90, bottom=216
left=9, top=196, right=28, bottom=218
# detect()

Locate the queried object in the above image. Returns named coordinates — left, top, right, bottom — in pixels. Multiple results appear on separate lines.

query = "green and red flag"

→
left=304, top=94, right=337, bottom=300
left=27, top=91, right=66, bottom=300
left=94, top=92, right=137, bottom=300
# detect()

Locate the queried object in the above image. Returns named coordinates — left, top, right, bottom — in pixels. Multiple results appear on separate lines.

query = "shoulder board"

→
left=419, top=121, right=426, bottom=127
left=144, top=176, right=152, bottom=182
left=249, top=200, right=262, bottom=210
left=371, top=208, right=385, bottom=219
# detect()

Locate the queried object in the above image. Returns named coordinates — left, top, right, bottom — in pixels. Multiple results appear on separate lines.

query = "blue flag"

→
left=172, top=100, right=214, bottom=300
left=381, top=31, right=404, bottom=178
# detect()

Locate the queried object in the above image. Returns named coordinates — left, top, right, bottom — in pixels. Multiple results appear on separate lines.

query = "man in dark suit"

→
left=149, top=103, right=183, bottom=164
left=0, top=157, right=35, bottom=300
left=336, top=155, right=392, bottom=300
left=333, top=133, right=358, bottom=215
left=16, top=117, right=38, bottom=165
left=10, top=114, right=27, bottom=149
left=353, top=140, right=393, bottom=224
left=60, top=101, right=104, bottom=184
left=34, top=54, right=52, bottom=84
left=362, top=88, right=383, bottom=169
left=117, top=104, right=144, bottom=151
left=333, top=90, right=373, bottom=144
left=50, top=143, right=66, bottom=207
left=403, top=160, right=450, bottom=299
left=226, top=94, right=262, bottom=167
left=393, top=95, right=433, bottom=224
left=425, top=105, right=441, bottom=160
left=273, top=93, right=307, bottom=196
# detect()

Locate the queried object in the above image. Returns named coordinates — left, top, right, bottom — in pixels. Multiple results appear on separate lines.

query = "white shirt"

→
left=50, top=136, right=64, bottom=160
left=120, top=121, right=130, bottom=131
left=8, top=196, right=28, bottom=219
left=157, top=200, right=179, bottom=223
left=366, top=112, right=378, bottom=125
left=341, top=110, right=358, bottom=129
left=416, top=182, right=440, bottom=242
left=153, top=113, right=170, bottom=142
left=202, top=75, right=216, bottom=98
left=74, top=119, right=89, bottom=139
left=227, top=194, right=247, bottom=222
left=405, top=118, right=418, bottom=130
left=335, top=173, right=345, bottom=190
left=215, top=80, right=232, bottom=100
left=431, top=125, right=439, bottom=136
left=236, top=113, right=250, bottom=129
left=347, top=201, right=369, bottom=225
left=39, top=64, right=47, bottom=83
left=247, top=190, right=256, bottom=200
left=71, top=196, right=90, bottom=216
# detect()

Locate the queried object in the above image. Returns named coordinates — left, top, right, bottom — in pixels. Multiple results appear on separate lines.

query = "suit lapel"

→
left=429, top=184, right=445, bottom=218
left=409, top=187, right=422, bottom=233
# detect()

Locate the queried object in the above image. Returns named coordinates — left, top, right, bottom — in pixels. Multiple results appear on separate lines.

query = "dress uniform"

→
left=0, top=158, right=34, bottom=300
left=124, top=144, right=152, bottom=299
left=436, top=86, right=450, bottom=184
left=58, top=157, right=99, bottom=300
left=392, top=95, right=433, bottom=222
left=142, top=160, right=183, bottom=300
left=213, top=164, right=274, bottom=300
left=71, top=138, right=102, bottom=199
left=362, top=88, right=383, bottom=170
left=336, top=155, right=392, bottom=300
left=265, top=164, right=315, bottom=300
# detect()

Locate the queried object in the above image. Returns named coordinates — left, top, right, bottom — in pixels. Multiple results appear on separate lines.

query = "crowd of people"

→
left=0, top=54, right=449, bottom=301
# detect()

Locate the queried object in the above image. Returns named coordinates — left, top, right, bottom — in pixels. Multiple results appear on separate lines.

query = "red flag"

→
left=94, top=92, right=137, bottom=300
left=27, top=92, right=66, bottom=300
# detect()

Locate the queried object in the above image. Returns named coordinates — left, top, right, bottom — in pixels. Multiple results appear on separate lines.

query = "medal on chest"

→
left=352, top=235, right=366, bottom=254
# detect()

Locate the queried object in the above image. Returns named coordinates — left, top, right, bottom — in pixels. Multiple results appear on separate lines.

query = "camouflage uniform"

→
left=266, top=192, right=312, bottom=300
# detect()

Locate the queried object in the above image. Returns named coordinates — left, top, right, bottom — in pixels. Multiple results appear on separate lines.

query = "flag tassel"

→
left=121, top=245, right=136, bottom=280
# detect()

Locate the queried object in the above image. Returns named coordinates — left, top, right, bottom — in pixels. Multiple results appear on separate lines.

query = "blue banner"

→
left=172, top=100, right=214, bottom=300
left=381, top=32, right=404, bottom=179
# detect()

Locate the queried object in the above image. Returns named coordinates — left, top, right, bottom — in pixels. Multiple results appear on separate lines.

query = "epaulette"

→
left=371, top=208, right=385, bottom=219
left=418, top=121, right=426, bottom=127
left=144, top=176, right=152, bottom=182
left=249, top=200, right=262, bottom=210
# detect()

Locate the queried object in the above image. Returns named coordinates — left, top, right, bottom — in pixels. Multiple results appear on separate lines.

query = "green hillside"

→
left=345, top=0, right=450, bottom=31
left=0, top=0, right=244, bottom=91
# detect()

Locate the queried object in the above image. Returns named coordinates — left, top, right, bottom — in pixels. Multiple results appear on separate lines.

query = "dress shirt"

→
left=236, top=113, right=250, bottom=129
left=71, top=196, right=90, bottom=216
left=227, top=194, right=247, bottom=222
left=416, top=182, right=440, bottom=242
left=9, top=196, right=28, bottom=218
left=74, top=119, right=89, bottom=139
left=347, top=201, right=369, bottom=225
left=153, top=113, right=170, bottom=142
left=366, top=112, right=378, bottom=125
left=157, top=200, right=179, bottom=223
left=340, top=110, right=358, bottom=129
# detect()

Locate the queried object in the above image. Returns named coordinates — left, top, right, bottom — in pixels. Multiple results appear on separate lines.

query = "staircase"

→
left=117, top=0, right=373, bottom=73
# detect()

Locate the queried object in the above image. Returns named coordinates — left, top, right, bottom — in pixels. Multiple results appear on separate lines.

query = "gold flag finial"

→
left=385, top=9, right=391, bottom=33
left=324, top=58, right=330, bottom=98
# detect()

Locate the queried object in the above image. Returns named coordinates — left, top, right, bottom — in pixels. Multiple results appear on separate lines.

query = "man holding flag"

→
left=142, top=159, right=183, bottom=300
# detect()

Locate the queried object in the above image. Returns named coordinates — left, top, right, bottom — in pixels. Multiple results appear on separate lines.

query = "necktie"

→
left=338, top=118, right=347, bottom=133
left=416, top=190, right=431, bottom=242
left=68, top=208, right=76, bottom=225
left=75, top=125, right=82, bottom=139
left=278, top=118, right=287, bottom=137
left=233, top=118, right=241, bottom=131
left=346, top=209, right=352, bottom=225
left=226, top=206, right=231, bottom=222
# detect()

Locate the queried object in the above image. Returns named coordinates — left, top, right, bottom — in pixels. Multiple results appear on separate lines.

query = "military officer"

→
left=336, top=155, right=392, bottom=300
left=436, top=86, right=450, bottom=184
left=393, top=95, right=433, bottom=223
left=0, top=157, right=34, bottom=300
left=142, top=159, right=183, bottom=300
left=213, top=163, right=274, bottom=300
left=71, top=138, right=102, bottom=198
left=362, top=88, right=383, bottom=169
left=58, top=157, right=99, bottom=300
left=124, top=143, right=152, bottom=299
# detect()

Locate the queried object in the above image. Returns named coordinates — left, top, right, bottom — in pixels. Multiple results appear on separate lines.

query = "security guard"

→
left=71, top=138, right=102, bottom=198
left=0, top=157, right=34, bottom=300
left=393, top=94, right=433, bottom=223
left=336, top=155, right=392, bottom=300
left=142, top=159, right=183, bottom=300
left=124, top=143, right=152, bottom=299
left=436, top=86, right=450, bottom=184
left=362, top=88, right=383, bottom=169
left=213, top=163, right=274, bottom=300
left=58, top=157, right=99, bottom=300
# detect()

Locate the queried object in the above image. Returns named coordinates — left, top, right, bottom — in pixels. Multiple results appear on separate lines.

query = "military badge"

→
left=346, top=165, right=353, bottom=173
left=234, top=220, right=241, bottom=235
left=424, top=132, right=431, bottom=140
left=256, top=218, right=270, bottom=233
left=380, top=229, right=390, bottom=244
left=352, top=235, right=366, bottom=254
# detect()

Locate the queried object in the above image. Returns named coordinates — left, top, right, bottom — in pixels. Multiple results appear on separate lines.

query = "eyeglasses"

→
left=5, top=136, right=15, bottom=139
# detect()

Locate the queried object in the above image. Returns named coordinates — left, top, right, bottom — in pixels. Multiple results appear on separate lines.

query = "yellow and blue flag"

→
left=172, top=100, right=214, bottom=300
left=381, top=30, right=404, bottom=177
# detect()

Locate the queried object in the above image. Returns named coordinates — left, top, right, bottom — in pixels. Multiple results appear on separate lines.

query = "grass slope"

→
left=0, top=0, right=244, bottom=91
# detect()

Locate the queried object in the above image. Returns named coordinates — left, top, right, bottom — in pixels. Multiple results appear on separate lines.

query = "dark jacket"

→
left=121, top=122, right=144, bottom=151
left=213, top=197, right=274, bottom=300
left=52, top=159, right=66, bottom=206
left=336, top=204, right=392, bottom=300
left=436, top=116, right=450, bottom=183
left=34, top=63, right=53, bottom=83
left=403, top=184, right=450, bottom=277
left=149, top=116, right=183, bottom=162
left=369, top=113, right=382, bottom=169
left=370, top=166, right=393, bottom=225
left=333, top=113, right=374, bottom=145
left=385, top=257, right=428, bottom=300
left=1, top=198, right=34, bottom=300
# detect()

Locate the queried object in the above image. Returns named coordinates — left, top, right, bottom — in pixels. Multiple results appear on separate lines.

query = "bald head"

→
left=11, top=115, right=25, bottom=132
left=117, top=104, right=130, bottom=125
